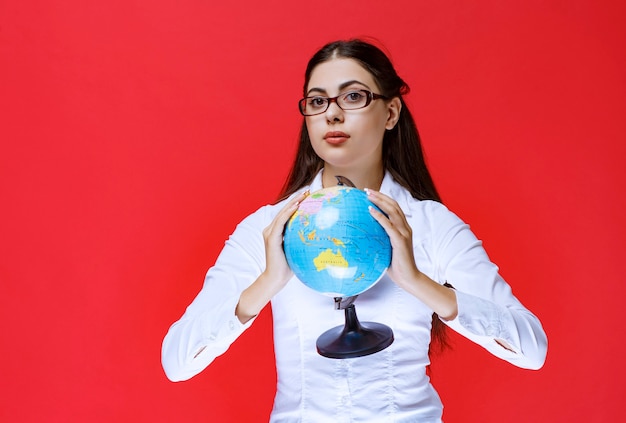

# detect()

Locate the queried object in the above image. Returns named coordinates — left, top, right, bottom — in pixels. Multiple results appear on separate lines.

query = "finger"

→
left=365, top=189, right=403, bottom=217
left=365, top=189, right=411, bottom=234
left=266, top=190, right=310, bottom=240
left=368, top=205, right=408, bottom=244
left=275, top=190, right=308, bottom=223
left=368, top=205, right=394, bottom=233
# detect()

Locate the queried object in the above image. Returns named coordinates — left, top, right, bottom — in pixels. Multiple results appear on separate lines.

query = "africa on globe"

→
left=283, top=185, right=392, bottom=298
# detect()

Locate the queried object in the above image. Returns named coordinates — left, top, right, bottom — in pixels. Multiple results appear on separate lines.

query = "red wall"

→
left=1, top=1, right=624, bottom=421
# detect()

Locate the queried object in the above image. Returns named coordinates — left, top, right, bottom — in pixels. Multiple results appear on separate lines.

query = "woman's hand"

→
left=236, top=190, right=309, bottom=323
left=365, top=189, right=420, bottom=288
left=262, top=190, right=309, bottom=285
left=366, top=189, right=458, bottom=320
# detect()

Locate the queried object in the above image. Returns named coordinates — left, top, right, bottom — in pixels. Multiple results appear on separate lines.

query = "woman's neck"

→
left=321, top=165, right=385, bottom=191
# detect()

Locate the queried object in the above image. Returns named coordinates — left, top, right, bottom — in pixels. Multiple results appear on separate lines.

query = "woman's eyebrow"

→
left=306, top=80, right=372, bottom=96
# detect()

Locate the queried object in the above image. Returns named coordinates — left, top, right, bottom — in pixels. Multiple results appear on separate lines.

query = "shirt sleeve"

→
left=428, top=202, right=548, bottom=370
left=161, top=206, right=271, bottom=382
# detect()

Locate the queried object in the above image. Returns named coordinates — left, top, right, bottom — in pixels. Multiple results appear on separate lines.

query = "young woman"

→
left=162, top=39, right=547, bottom=422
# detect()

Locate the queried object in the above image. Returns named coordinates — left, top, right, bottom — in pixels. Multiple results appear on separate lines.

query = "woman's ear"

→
left=385, top=97, right=402, bottom=130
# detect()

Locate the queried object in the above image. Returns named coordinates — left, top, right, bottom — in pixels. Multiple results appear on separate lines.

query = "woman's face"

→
left=305, top=58, right=400, bottom=175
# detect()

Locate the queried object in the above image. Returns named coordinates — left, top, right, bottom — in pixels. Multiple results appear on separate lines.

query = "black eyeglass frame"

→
left=298, top=90, right=388, bottom=116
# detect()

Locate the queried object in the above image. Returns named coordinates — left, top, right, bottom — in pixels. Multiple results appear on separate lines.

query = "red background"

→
left=1, top=1, right=624, bottom=421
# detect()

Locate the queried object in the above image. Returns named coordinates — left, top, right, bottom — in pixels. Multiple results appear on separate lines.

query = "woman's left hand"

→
left=365, top=188, right=420, bottom=289
left=365, top=188, right=458, bottom=320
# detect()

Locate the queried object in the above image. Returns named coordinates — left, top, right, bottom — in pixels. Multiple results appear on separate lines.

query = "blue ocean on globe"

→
left=283, top=185, right=392, bottom=297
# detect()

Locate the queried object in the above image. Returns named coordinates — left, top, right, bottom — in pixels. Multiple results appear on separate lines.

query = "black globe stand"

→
left=316, top=301, right=394, bottom=359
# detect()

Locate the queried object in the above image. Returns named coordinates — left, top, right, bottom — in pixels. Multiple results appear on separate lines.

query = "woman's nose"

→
left=325, top=101, right=344, bottom=123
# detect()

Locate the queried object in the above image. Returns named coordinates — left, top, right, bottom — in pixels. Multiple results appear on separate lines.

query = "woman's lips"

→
left=324, top=131, right=350, bottom=145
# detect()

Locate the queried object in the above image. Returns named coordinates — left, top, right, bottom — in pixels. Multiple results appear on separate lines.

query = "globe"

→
left=283, top=185, right=392, bottom=298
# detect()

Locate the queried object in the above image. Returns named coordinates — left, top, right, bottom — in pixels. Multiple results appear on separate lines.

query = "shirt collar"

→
left=307, top=169, right=413, bottom=217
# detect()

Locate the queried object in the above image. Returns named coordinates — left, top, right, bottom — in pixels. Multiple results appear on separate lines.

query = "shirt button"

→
left=228, top=320, right=235, bottom=331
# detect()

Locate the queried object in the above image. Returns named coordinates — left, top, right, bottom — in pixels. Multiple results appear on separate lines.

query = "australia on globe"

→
left=283, top=185, right=392, bottom=298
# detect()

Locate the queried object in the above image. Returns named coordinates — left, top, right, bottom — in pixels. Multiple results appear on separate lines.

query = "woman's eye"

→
left=343, top=91, right=365, bottom=103
left=308, top=97, right=327, bottom=108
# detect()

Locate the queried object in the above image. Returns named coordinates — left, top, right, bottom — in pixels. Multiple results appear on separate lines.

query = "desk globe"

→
left=283, top=179, right=394, bottom=358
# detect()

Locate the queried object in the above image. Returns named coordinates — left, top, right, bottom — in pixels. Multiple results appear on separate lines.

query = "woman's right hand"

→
left=236, top=190, right=309, bottom=323
left=262, top=190, right=309, bottom=287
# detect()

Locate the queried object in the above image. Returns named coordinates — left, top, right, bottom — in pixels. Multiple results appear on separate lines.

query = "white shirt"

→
left=162, top=171, right=547, bottom=422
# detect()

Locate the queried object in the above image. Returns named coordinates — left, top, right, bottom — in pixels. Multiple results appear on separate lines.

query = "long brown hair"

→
left=280, top=39, right=449, bottom=353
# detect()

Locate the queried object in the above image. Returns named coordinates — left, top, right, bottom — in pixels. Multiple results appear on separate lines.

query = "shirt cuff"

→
left=443, top=289, right=519, bottom=353
left=199, top=296, right=251, bottom=345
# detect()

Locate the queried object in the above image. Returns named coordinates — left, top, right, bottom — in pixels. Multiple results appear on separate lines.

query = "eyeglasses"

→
left=298, top=89, right=388, bottom=116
